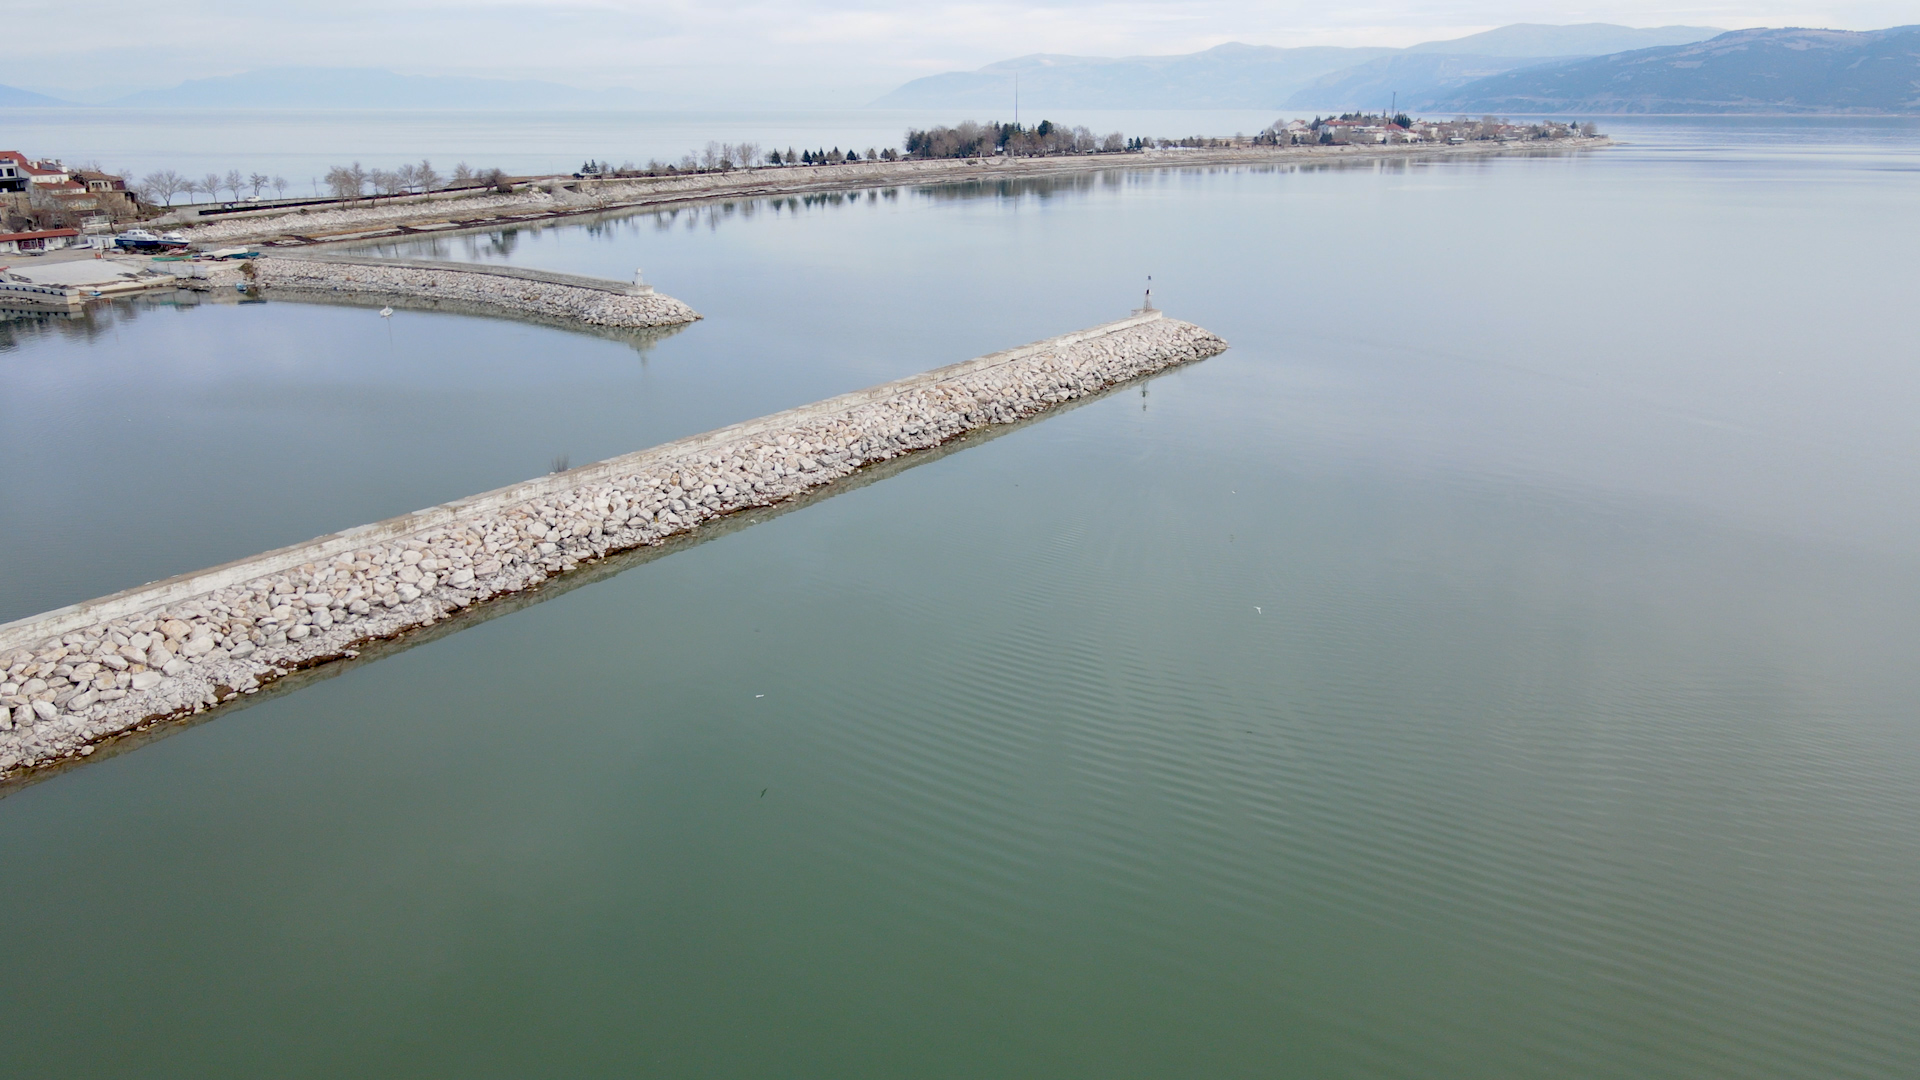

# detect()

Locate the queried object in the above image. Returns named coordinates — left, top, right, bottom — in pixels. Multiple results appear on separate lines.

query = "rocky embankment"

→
left=205, top=256, right=700, bottom=328
left=0, top=312, right=1226, bottom=783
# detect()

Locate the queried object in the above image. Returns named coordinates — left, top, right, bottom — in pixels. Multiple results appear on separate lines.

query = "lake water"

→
left=2, top=119, right=1918, bottom=1077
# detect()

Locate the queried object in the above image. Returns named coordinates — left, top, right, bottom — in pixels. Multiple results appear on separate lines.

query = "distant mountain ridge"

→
left=875, top=23, right=1724, bottom=110
left=109, top=68, right=646, bottom=109
left=1432, top=26, right=1920, bottom=113
left=0, top=83, right=73, bottom=106
left=876, top=44, right=1397, bottom=111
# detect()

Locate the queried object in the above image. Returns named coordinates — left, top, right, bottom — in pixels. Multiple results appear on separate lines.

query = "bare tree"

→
left=140, top=169, right=189, bottom=206
left=272, top=176, right=288, bottom=198
left=450, top=162, right=474, bottom=186
left=324, top=164, right=365, bottom=199
left=393, top=163, right=419, bottom=192
left=247, top=172, right=270, bottom=197
left=201, top=173, right=222, bottom=202
left=700, top=142, right=724, bottom=171
left=369, top=169, right=401, bottom=196
left=415, top=159, right=441, bottom=191
left=223, top=169, right=245, bottom=200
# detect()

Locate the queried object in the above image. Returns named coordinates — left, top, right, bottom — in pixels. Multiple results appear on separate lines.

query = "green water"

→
left=1, top=119, right=1916, bottom=1076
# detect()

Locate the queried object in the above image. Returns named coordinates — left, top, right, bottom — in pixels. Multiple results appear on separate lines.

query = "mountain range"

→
left=5, top=26, right=1918, bottom=114
left=874, top=24, right=1724, bottom=110
left=0, top=83, right=72, bottom=106
left=1428, top=26, right=1920, bottom=113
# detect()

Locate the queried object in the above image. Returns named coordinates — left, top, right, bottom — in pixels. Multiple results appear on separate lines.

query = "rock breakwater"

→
left=0, top=312, right=1225, bottom=784
left=211, top=256, right=700, bottom=328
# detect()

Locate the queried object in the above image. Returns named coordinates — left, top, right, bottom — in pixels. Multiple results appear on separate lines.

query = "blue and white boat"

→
left=113, top=228, right=190, bottom=252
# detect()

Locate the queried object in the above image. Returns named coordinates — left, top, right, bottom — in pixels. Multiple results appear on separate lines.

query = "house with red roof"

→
left=0, top=227, right=81, bottom=254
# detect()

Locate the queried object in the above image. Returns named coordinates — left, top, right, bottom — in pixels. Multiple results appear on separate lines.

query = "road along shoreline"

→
left=175, top=138, right=1612, bottom=248
left=193, top=254, right=701, bottom=328
left=0, top=311, right=1227, bottom=785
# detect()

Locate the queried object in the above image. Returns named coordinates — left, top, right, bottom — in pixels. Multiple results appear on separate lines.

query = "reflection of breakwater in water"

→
left=0, top=312, right=1227, bottom=787
left=2, top=288, right=686, bottom=361
left=0, top=292, right=224, bottom=351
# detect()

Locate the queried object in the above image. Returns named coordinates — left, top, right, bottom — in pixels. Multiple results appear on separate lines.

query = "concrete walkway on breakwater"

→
left=196, top=254, right=701, bottom=328
left=176, top=137, right=1612, bottom=248
left=0, top=311, right=1227, bottom=785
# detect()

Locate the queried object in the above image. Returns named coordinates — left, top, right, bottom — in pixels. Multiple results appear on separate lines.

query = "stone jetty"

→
left=0, top=312, right=1226, bottom=783
left=210, top=255, right=701, bottom=328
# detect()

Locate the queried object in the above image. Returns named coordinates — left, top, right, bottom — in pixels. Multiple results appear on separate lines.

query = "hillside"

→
left=873, top=45, right=1394, bottom=110
left=1433, top=27, right=1920, bottom=113
left=1287, top=54, right=1577, bottom=111
left=0, top=83, right=72, bottom=107
left=875, top=23, right=1723, bottom=110
left=1403, top=23, right=1723, bottom=56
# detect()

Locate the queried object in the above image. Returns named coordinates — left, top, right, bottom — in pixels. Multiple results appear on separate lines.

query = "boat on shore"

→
left=113, top=228, right=190, bottom=252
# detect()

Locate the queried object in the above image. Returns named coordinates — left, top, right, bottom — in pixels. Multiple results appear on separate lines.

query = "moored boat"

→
left=113, top=228, right=190, bottom=252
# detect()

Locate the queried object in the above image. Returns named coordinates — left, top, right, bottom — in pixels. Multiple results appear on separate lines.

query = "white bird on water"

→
left=379, top=306, right=393, bottom=318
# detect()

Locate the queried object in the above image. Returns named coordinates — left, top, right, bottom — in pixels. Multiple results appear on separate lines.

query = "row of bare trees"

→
left=323, top=161, right=507, bottom=200
left=138, top=169, right=290, bottom=207
left=135, top=160, right=515, bottom=207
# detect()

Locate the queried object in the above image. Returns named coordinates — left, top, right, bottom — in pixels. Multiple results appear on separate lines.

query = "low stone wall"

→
left=215, top=256, right=701, bottom=328
left=0, top=312, right=1226, bottom=782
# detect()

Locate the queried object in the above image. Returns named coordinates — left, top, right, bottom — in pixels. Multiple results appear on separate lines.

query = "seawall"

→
left=206, top=255, right=701, bottom=328
left=0, top=311, right=1227, bottom=783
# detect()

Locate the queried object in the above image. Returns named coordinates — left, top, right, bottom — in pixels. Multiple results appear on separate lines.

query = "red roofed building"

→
left=0, top=152, right=71, bottom=187
left=0, top=227, right=81, bottom=254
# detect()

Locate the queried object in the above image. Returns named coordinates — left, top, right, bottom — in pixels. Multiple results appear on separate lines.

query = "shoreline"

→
left=0, top=311, right=1227, bottom=787
left=174, top=137, right=1612, bottom=247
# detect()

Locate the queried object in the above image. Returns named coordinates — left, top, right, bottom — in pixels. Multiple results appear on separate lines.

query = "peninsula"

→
left=168, top=129, right=1608, bottom=249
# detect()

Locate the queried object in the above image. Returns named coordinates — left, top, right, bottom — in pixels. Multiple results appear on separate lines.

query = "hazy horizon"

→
left=5, top=4, right=1908, bottom=108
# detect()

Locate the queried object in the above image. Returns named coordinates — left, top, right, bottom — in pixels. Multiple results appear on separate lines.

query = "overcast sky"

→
left=10, top=0, right=1917, bottom=104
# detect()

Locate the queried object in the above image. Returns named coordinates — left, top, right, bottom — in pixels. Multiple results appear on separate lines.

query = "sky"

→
left=8, top=0, right=1918, bottom=105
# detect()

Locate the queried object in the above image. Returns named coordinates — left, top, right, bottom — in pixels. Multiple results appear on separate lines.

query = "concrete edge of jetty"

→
left=193, top=254, right=702, bottom=329
left=177, top=137, right=1614, bottom=248
left=0, top=311, right=1228, bottom=785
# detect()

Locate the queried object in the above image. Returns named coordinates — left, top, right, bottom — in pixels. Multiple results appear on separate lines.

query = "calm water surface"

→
left=1, top=120, right=1917, bottom=1077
